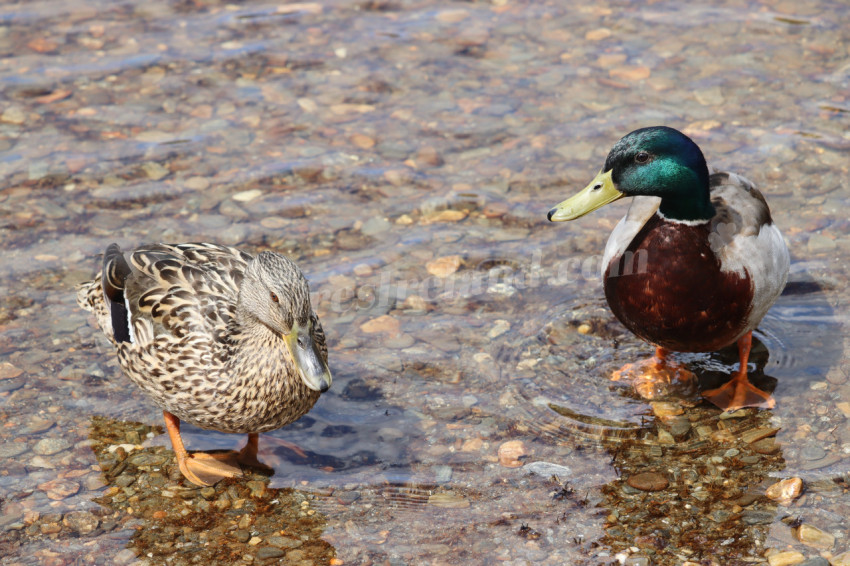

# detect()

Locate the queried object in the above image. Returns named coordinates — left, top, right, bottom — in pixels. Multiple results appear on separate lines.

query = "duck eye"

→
left=635, top=151, right=651, bottom=164
left=270, top=292, right=279, bottom=303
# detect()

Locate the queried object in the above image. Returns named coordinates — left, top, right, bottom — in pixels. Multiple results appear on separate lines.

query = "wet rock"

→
left=266, top=535, right=302, bottom=549
left=626, top=472, right=668, bottom=492
left=794, top=523, right=834, bottom=550
left=830, top=551, right=850, bottom=566
left=650, top=401, right=683, bottom=419
left=361, top=216, right=391, bottom=236
left=359, top=315, right=400, bottom=335
left=427, top=492, right=469, bottom=508
left=741, top=509, right=774, bottom=525
left=797, top=557, right=829, bottom=566
left=524, top=461, right=572, bottom=478
left=256, top=547, right=286, bottom=560
left=751, top=437, right=780, bottom=455
left=0, top=443, right=29, bottom=458
left=800, top=445, right=826, bottom=461
left=62, top=511, right=99, bottom=535
left=335, top=491, right=360, bottom=505
left=246, top=480, right=266, bottom=499
left=767, top=551, right=805, bottom=566
left=141, top=161, right=169, bottom=180
left=426, top=255, right=462, bottom=277
left=766, top=477, right=803, bottom=505
left=487, top=320, right=511, bottom=339
left=741, top=427, right=780, bottom=444
left=498, top=440, right=526, bottom=468
left=233, top=529, right=251, bottom=543
left=0, top=362, right=24, bottom=378
left=37, top=478, right=80, bottom=500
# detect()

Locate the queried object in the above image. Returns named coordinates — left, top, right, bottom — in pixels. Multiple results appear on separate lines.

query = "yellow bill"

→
left=547, top=169, right=624, bottom=221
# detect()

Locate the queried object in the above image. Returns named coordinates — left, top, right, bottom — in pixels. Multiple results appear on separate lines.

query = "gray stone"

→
left=524, top=461, right=572, bottom=478
left=255, top=547, right=286, bottom=560
left=0, top=443, right=28, bottom=458
left=32, top=437, right=71, bottom=456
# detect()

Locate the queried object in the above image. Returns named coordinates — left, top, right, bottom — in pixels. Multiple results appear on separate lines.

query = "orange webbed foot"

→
left=612, top=347, right=700, bottom=402
left=701, top=331, right=776, bottom=412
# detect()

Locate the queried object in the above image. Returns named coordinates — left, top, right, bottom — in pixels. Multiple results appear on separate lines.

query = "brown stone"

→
left=426, top=255, right=462, bottom=278
left=497, top=440, right=526, bottom=468
left=626, top=472, right=669, bottom=492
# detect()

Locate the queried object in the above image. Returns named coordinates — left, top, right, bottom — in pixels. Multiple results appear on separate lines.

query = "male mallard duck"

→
left=78, top=243, right=332, bottom=486
left=548, top=126, right=790, bottom=411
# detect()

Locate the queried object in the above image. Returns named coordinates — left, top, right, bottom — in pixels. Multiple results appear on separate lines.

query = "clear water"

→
left=1, top=0, right=849, bottom=564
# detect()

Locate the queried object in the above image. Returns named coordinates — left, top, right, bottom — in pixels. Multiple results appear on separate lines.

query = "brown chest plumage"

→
left=604, top=215, right=753, bottom=352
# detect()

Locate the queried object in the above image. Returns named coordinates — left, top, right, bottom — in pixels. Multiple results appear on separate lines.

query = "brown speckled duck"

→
left=548, top=127, right=790, bottom=411
left=78, top=243, right=331, bottom=486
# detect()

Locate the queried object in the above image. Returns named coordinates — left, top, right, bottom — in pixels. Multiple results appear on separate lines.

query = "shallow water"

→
left=1, top=0, right=849, bottom=564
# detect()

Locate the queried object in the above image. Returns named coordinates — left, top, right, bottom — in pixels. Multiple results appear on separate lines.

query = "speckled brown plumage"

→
left=77, top=242, right=328, bottom=434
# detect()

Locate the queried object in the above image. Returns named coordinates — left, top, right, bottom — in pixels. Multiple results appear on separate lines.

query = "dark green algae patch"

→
left=1, top=417, right=336, bottom=566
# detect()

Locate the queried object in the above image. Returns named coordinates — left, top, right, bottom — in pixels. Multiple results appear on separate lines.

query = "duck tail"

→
left=102, top=243, right=133, bottom=344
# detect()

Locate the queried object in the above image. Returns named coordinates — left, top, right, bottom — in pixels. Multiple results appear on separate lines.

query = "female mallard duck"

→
left=548, top=126, right=790, bottom=411
left=78, top=243, right=332, bottom=486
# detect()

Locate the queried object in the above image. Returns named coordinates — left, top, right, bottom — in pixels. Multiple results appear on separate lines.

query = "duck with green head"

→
left=549, top=126, right=790, bottom=411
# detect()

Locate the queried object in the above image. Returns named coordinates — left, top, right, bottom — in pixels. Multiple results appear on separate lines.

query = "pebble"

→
left=801, top=445, right=827, bottom=461
left=836, top=401, right=850, bottom=418
left=650, top=401, right=683, bottom=419
left=361, top=216, right=391, bottom=236
left=255, top=547, right=286, bottom=560
left=609, top=66, right=651, bottom=81
left=797, top=557, right=830, bottom=566
left=350, top=133, right=375, bottom=149
left=626, top=472, right=669, bottom=492
left=767, top=551, right=805, bottom=566
left=421, top=210, right=467, bottom=224
left=830, top=551, right=850, bottom=566
left=487, top=320, right=511, bottom=339
left=62, top=511, right=99, bottom=535
left=427, top=493, right=470, bottom=509
left=794, top=523, right=834, bottom=550
left=808, top=233, right=836, bottom=253
left=0, top=362, right=24, bottom=378
left=435, top=8, right=469, bottom=23
left=585, top=28, right=612, bottom=41
left=497, top=440, right=526, bottom=468
left=184, top=176, right=210, bottom=191
left=741, top=427, right=780, bottom=444
left=766, top=477, right=803, bottom=505
left=751, top=437, right=781, bottom=455
left=359, top=315, right=400, bottom=335
left=141, top=161, right=169, bottom=180
left=524, top=461, right=572, bottom=478
left=37, top=478, right=80, bottom=500
left=426, top=255, right=462, bottom=277
left=233, top=529, right=251, bottom=543
left=232, top=189, right=263, bottom=202
left=32, top=437, right=71, bottom=456
left=0, top=443, right=29, bottom=458
left=266, top=535, right=301, bottom=549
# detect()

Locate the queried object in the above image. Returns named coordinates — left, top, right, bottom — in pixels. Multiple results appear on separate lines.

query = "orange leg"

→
left=163, top=411, right=242, bottom=487
left=612, top=346, right=699, bottom=401
left=701, top=331, right=776, bottom=411
left=237, top=433, right=274, bottom=472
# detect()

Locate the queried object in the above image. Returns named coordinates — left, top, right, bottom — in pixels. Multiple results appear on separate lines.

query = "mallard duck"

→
left=548, top=126, right=790, bottom=411
left=77, top=243, right=332, bottom=486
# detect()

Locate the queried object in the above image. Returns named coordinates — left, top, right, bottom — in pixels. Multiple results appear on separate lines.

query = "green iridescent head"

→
left=548, top=126, right=715, bottom=223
